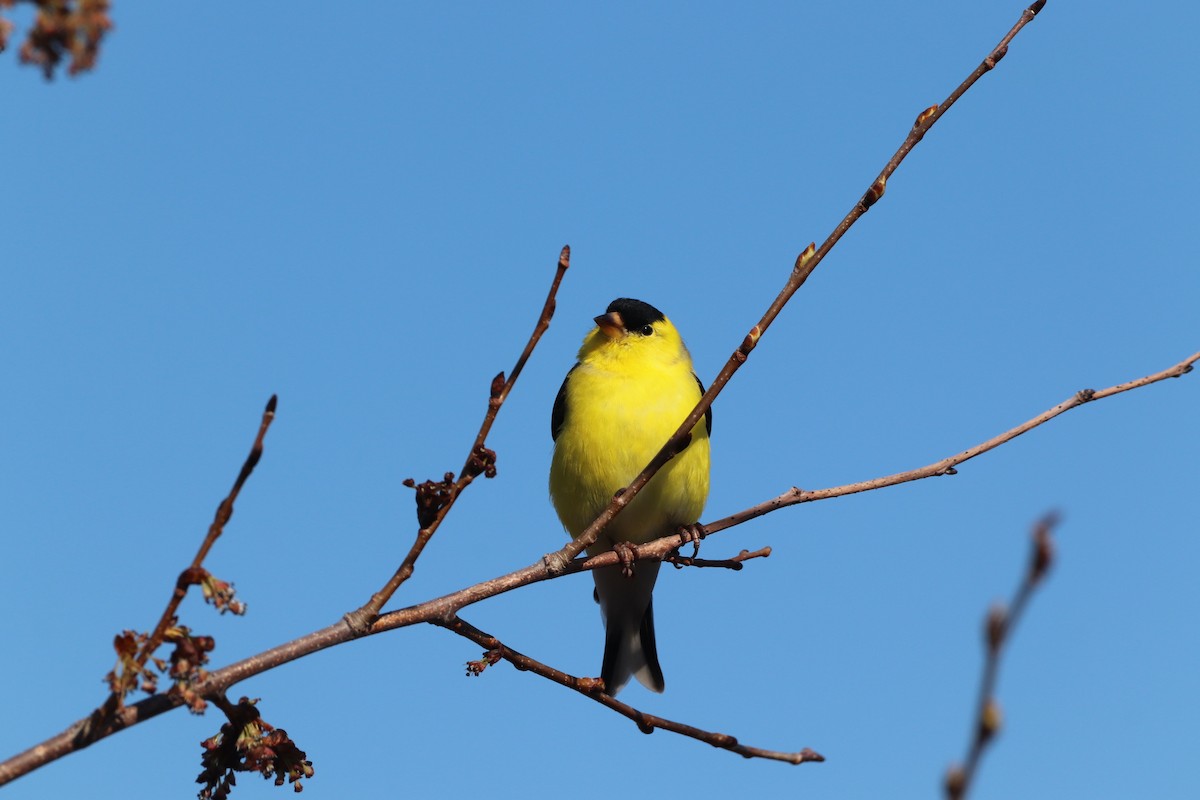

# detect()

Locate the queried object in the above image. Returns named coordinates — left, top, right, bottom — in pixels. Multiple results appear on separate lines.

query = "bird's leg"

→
left=676, top=523, right=706, bottom=559
left=612, top=541, right=639, bottom=579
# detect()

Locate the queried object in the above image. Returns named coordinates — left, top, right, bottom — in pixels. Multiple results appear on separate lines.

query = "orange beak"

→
left=593, top=311, right=624, bottom=339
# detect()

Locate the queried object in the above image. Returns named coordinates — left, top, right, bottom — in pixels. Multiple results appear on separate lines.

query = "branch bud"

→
left=862, top=177, right=887, bottom=209
left=914, top=104, right=939, bottom=128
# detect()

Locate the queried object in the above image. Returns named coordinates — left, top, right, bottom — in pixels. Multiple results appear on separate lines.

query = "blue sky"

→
left=1, top=2, right=1197, bottom=798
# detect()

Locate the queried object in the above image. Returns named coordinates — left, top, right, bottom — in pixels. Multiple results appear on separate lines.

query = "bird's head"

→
left=578, top=298, right=691, bottom=371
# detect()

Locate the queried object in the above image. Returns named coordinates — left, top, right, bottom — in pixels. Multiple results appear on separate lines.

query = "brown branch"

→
left=665, top=546, right=772, bottom=571
left=448, top=616, right=823, bottom=765
left=944, top=514, right=1057, bottom=800
left=138, top=395, right=277, bottom=674
left=702, top=350, right=1199, bottom=536
left=545, top=0, right=1050, bottom=574
left=78, top=396, right=277, bottom=741
left=346, top=246, right=571, bottom=630
left=2, top=343, right=1192, bottom=785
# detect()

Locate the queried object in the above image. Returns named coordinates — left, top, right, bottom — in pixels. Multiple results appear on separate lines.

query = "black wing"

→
left=550, top=364, right=578, bottom=441
left=694, top=374, right=713, bottom=436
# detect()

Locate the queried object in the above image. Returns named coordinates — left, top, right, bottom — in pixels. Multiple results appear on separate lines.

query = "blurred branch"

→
left=448, top=616, right=823, bottom=766
left=702, top=350, right=1199, bottom=536
left=345, top=245, right=571, bottom=631
left=545, top=0, right=1049, bottom=572
left=0, top=0, right=113, bottom=78
left=944, top=514, right=1058, bottom=799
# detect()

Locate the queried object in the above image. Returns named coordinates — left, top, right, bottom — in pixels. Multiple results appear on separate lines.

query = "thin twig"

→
left=448, top=616, right=823, bottom=765
left=346, top=246, right=571, bottom=629
left=944, top=514, right=1058, bottom=799
left=78, top=396, right=277, bottom=744
left=702, top=350, right=1199, bottom=536
left=665, top=546, right=772, bottom=571
left=545, top=0, right=1050, bottom=574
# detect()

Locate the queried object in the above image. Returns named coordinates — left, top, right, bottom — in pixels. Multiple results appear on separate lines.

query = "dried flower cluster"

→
left=198, top=698, right=313, bottom=799
left=0, top=0, right=111, bottom=78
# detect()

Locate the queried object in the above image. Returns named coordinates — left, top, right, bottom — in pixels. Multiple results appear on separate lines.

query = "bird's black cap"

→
left=606, top=298, right=665, bottom=331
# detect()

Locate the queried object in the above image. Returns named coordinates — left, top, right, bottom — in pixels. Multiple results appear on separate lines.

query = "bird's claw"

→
left=613, top=541, right=638, bottom=579
left=676, top=523, right=705, bottom=558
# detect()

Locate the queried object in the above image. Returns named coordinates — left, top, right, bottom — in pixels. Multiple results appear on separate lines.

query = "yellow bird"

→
left=550, top=298, right=711, bottom=695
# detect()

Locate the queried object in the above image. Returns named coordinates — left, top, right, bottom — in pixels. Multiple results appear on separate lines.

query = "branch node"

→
left=1075, top=388, right=1096, bottom=403
left=342, top=609, right=376, bottom=636
left=542, top=551, right=571, bottom=577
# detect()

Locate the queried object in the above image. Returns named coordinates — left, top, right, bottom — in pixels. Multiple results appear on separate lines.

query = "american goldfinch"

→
left=549, top=298, right=711, bottom=695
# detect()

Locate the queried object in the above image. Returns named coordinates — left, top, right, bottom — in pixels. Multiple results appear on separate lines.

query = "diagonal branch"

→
left=546, top=0, right=1050, bottom=571
left=447, top=616, right=823, bottom=765
left=346, top=246, right=571, bottom=630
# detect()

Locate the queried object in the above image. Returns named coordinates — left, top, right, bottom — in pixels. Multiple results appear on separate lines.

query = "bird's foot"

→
left=676, top=523, right=706, bottom=558
left=612, top=541, right=639, bottom=579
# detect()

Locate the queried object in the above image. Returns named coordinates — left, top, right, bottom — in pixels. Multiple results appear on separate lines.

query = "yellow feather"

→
left=549, top=299, right=710, bottom=694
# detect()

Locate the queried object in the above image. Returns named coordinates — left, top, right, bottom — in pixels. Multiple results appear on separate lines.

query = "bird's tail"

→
left=594, top=562, right=664, bottom=696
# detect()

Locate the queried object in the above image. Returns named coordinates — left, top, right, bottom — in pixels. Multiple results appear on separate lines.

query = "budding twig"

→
left=346, top=246, right=571, bottom=630
left=551, top=0, right=1049, bottom=567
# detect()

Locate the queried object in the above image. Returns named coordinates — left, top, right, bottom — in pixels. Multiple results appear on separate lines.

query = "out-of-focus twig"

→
left=545, top=0, right=1051, bottom=573
left=345, top=246, right=571, bottom=632
left=944, top=514, right=1058, bottom=800
left=449, top=615, right=823, bottom=765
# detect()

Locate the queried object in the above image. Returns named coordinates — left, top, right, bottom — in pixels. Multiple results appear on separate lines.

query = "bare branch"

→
left=702, top=351, right=1199, bottom=536
left=448, top=616, right=823, bottom=766
left=944, top=513, right=1058, bottom=800
left=665, top=546, right=773, bottom=571
left=547, top=0, right=1050, bottom=570
left=347, top=246, right=571, bottom=629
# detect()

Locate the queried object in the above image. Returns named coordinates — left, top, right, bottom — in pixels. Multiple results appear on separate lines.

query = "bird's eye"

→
left=639, top=324, right=654, bottom=336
